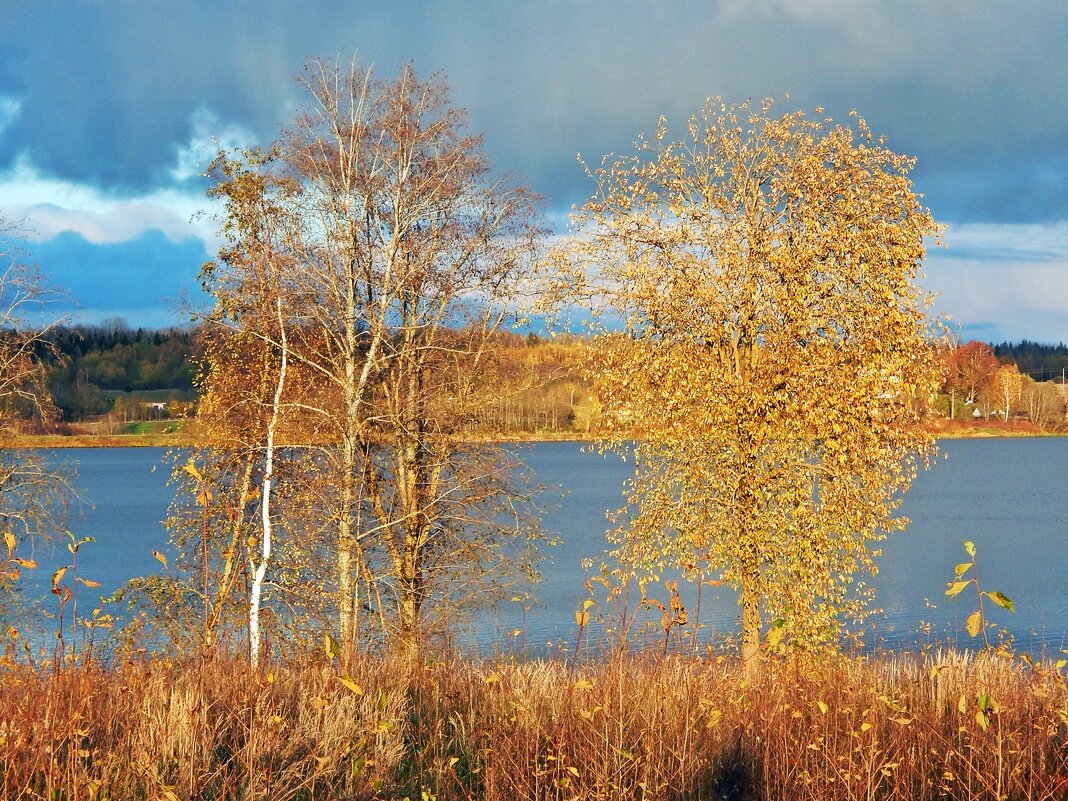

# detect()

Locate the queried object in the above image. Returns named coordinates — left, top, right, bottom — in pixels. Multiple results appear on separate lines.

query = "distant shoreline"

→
left=2, top=426, right=1063, bottom=449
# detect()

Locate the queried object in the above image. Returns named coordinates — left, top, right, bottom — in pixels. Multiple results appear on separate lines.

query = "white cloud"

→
left=169, top=107, right=256, bottom=183
left=925, top=221, right=1068, bottom=342
left=939, top=221, right=1068, bottom=263
left=0, top=95, right=21, bottom=136
left=0, top=107, right=256, bottom=248
left=0, top=152, right=218, bottom=247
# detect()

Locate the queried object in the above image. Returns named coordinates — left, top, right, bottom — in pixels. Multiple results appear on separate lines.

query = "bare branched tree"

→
left=181, top=58, right=548, bottom=666
left=0, top=217, right=71, bottom=624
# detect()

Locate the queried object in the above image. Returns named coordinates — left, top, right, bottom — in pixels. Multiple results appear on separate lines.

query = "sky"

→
left=1, top=0, right=1067, bottom=343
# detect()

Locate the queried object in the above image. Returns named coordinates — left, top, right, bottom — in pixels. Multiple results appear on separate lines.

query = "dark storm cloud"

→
left=3, top=0, right=1067, bottom=222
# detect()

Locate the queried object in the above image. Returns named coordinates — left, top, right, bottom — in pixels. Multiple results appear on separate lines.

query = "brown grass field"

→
left=1, top=649, right=1064, bottom=800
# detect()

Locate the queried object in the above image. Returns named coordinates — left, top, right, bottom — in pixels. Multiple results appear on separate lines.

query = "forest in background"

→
left=23, top=324, right=593, bottom=436
left=19, top=324, right=1068, bottom=436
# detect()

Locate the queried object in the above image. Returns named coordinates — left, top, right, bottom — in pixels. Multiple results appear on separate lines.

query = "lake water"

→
left=20, top=439, right=1068, bottom=655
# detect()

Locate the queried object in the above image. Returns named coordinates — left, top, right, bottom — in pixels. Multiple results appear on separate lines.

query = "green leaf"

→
left=985, top=591, right=1015, bottom=612
left=963, top=541, right=976, bottom=557
left=944, top=580, right=970, bottom=598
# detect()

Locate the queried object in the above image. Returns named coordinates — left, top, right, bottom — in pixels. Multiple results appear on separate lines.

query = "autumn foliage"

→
left=561, top=99, right=942, bottom=667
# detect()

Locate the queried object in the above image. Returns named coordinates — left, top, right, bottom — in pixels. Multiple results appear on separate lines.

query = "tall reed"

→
left=1, top=650, right=1064, bottom=800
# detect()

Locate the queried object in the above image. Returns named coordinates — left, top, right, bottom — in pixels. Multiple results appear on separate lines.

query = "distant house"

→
left=143, top=401, right=168, bottom=419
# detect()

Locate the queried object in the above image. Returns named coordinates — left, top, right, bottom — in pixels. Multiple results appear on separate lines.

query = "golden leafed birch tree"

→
left=566, top=99, right=942, bottom=666
left=188, top=59, right=547, bottom=664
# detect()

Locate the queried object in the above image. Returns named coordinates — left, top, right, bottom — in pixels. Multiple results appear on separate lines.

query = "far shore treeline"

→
left=6, top=322, right=1068, bottom=441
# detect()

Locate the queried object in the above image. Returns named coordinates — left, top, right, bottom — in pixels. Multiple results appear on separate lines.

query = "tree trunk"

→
left=740, top=581, right=761, bottom=676
left=336, top=443, right=356, bottom=658
left=250, top=296, right=287, bottom=671
left=396, top=571, right=420, bottom=667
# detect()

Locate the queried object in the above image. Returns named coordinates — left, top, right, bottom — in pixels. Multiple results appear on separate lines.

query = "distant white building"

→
left=143, top=401, right=167, bottom=419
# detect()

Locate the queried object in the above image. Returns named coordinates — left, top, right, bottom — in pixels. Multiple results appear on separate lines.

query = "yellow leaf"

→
left=975, top=709, right=988, bottom=731
left=766, top=623, right=785, bottom=648
left=575, top=610, right=590, bottom=628
left=953, top=562, right=972, bottom=577
left=965, top=610, right=982, bottom=638
left=483, top=672, right=500, bottom=684
left=183, top=462, right=203, bottom=482
left=51, top=566, right=67, bottom=589
left=79, top=578, right=102, bottom=589
left=152, top=550, right=168, bottom=569
left=815, top=700, right=828, bottom=715
left=3, top=530, right=14, bottom=553
left=945, top=580, right=970, bottom=598
left=324, top=634, right=339, bottom=660
left=11, top=557, right=36, bottom=569
left=860, top=722, right=872, bottom=732
left=336, top=676, right=363, bottom=695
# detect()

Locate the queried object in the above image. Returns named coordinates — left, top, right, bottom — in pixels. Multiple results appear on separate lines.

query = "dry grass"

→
left=0, top=650, right=1064, bottom=800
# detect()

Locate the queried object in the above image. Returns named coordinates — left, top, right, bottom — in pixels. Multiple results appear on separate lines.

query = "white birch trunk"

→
left=250, top=296, right=287, bottom=670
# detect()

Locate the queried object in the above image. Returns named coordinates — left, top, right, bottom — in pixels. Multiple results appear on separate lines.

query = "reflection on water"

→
left=24, top=439, right=1068, bottom=656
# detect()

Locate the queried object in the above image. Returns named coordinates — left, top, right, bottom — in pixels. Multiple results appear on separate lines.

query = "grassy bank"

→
left=0, top=420, right=198, bottom=448
left=2, top=651, right=1064, bottom=800
left=0, top=432, right=193, bottom=448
